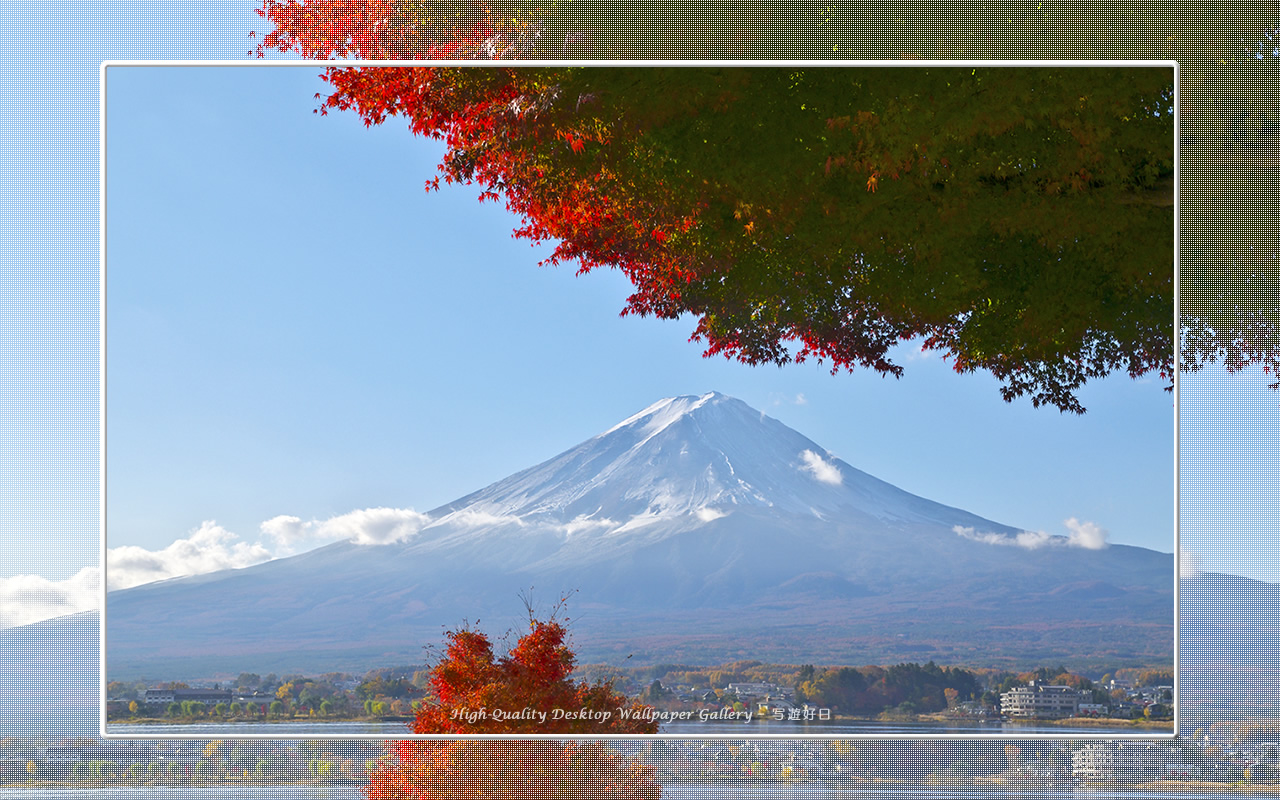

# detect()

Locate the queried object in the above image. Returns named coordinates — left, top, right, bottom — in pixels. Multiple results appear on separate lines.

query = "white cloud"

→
left=799, top=450, right=843, bottom=486
left=1012, top=530, right=1056, bottom=549
left=432, top=509, right=523, bottom=531
left=954, top=518, right=1111, bottom=551
left=0, top=567, right=99, bottom=628
left=695, top=507, right=727, bottom=522
left=262, top=507, right=432, bottom=550
left=1179, top=550, right=1202, bottom=578
left=562, top=515, right=617, bottom=536
left=1064, top=517, right=1109, bottom=550
left=317, top=507, right=431, bottom=545
left=116, top=508, right=429, bottom=590
left=953, top=525, right=1013, bottom=546
left=614, top=510, right=667, bottom=533
left=3, top=506, right=436, bottom=628
left=954, top=525, right=1054, bottom=549
left=107, top=520, right=273, bottom=591
left=260, top=514, right=309, bottom=551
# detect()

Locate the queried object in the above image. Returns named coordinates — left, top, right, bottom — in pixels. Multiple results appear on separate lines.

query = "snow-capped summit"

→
left=418, top=391, right=1011, bottom=545
left=600, top=391, right=721, bottom=439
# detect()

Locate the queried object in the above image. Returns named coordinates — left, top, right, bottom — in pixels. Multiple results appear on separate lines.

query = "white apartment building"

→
left=1000, top=680, right=1083, bottom=719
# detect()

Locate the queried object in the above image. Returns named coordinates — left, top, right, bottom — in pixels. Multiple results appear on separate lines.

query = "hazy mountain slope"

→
left=2, top=572, right=1268, bottom=741
left=0, top=612, right=98, bottom=734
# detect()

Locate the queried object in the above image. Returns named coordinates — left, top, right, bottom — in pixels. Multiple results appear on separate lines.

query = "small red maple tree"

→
left=413, top=612, right=658, bottom=735
left=365, top=607, right=660, bottom=800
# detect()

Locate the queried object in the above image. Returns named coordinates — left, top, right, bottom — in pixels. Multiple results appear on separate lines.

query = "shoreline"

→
left=1131, top=780, right=1280, bottom=793
left=10, top=777, right=1280, bottom=792
left=2, top=778, right=368, bottom=789
left=892, top=712, right=1174, bottom=730
left=1040, top=716, right=1175, bottom=729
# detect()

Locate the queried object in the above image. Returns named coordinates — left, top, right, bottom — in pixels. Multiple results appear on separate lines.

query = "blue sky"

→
left=98, top=65, right=1175, bottom=575
left=2, top=63, right=1191, bottom=628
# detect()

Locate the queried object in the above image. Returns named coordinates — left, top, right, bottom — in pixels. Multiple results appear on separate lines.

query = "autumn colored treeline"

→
left=578, top=659, right=1174, bottom=717
left=114, top=658, right=1173, bottom=722
left=107, top=669, right=428, bottom=720
left=794, top=662, right=980, bottom=714
left=598, top=660, right=982, bottom=716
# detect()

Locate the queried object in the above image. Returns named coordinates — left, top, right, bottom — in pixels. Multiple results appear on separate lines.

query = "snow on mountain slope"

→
left=412, top=392, right=1020, bottom=550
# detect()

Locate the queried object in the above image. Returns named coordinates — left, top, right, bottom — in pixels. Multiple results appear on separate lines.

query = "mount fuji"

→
left=106, top=392, right=1174, bottom=679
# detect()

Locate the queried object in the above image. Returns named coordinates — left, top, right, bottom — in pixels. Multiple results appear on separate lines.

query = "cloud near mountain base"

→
left=263, top=507, right=431, bottom=550
left=954, top=517, right=1110, bottom=550
left=0, top=506, right=436, bottom=630
left=108, top=520, right=273, bottom=590
left=0, top=567, right=99, bottom=628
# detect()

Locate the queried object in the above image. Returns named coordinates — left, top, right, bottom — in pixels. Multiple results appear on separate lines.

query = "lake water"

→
left=1, top=784, right=1275, bottom=799
left=0, top=789, right=362, bottom=799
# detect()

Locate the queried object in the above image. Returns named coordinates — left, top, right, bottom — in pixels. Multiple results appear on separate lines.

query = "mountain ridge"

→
left=105, top=391, right=1174, bottom=679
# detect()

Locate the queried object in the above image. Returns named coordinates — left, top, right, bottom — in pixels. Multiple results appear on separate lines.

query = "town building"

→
left=724, top=682, right=793, bottom=701
left=1000, top=680, right=1083, bottom=719
left=143, top=687, right=233, bottom=705
left=1071, top=741, right=1177, bottom=782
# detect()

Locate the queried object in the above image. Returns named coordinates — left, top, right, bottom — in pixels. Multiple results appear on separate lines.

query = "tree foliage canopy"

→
left=257, top=3, right=1280, bottom=406
left=408, top=614, right=657, bottom=734
left=365, top=613, right=660, bottom=799
left=311, top=66, right=1173, bottom=412
left=799, top=660, right=981, bottom=713
left=368, top=739, right=660, bottom=799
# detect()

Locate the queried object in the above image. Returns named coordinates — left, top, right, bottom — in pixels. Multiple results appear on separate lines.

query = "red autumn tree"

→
left=255, top=0, right=548, bottom=59
left=365, top=612, right=660, bottom=800
left=254, top=0, right=771, bottom=60
left=412, top=613, right=658, bottom=735
left=368, top=739, right=660, bottom=800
